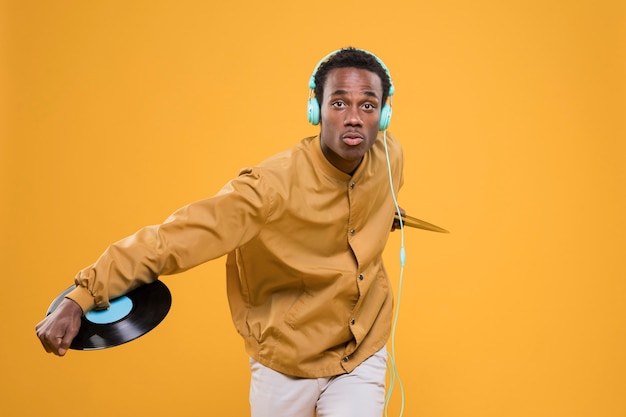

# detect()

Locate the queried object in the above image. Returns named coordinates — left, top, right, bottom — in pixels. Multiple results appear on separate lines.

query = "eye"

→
left=362, top=103, right=376, bottom=111
left=331, top=101, right=346, bottom=108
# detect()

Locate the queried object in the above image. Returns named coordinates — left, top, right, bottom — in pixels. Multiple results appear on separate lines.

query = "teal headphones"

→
left=307, top=48, right=395, bottom=131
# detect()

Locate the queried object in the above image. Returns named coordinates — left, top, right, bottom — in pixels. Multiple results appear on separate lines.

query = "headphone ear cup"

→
left=308, top=97, right=320, bottom=125
left=379, top=103, right=392, bottom=130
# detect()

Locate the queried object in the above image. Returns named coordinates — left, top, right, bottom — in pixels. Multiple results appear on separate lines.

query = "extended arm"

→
left=35, top=169, right=270, bottom=355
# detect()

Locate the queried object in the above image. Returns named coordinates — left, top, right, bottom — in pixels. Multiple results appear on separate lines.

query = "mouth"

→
left=342, top=132, right=364, bottom=146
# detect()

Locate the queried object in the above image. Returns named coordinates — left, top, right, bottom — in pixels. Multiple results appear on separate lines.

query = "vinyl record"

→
left=46, top=280, right=172, bottom=350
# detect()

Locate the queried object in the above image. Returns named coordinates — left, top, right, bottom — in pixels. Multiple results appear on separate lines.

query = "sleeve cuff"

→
left=65, top=286, right=96, bottom=314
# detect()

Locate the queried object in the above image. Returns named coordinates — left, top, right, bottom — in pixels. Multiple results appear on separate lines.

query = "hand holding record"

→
left=36, top=280, right=171, bottom=354
left=35, top=297, right=83, bottom=356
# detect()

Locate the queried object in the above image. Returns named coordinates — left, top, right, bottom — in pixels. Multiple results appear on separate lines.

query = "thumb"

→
left=57, top=332, right=73, bottom=356
left=57, top=317, right=80, bottom=356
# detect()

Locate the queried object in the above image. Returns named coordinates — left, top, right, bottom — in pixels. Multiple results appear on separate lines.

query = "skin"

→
left=320, top=67, right=405, bottom=228
left=36, top=66, right=403, bottom=357
left=36, top=296, right=82, bottom=356
left=319, top=67, right=383, bottom=175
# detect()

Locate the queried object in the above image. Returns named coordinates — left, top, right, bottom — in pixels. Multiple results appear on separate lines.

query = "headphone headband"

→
left=308, top=48, right=394, bottom=96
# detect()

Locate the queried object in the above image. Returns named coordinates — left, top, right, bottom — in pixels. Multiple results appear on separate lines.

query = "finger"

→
left=35, top=325, right=54, bottom=354
left=40, top=334, right=58, bottom=354
left=39, top=338, right=54, bottom=354
left=58, top=331, right=76, bottom=356
left=52, top=337, right=65, bottom=356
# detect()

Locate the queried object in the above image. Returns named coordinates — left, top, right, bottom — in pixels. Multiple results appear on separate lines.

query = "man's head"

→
left=308, top=48, right=394, bottom=174
left=312, top=48, right=393, bottom=109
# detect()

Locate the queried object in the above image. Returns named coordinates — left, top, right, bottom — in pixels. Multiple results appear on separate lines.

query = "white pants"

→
left=249, top=347, right=387, bottom=417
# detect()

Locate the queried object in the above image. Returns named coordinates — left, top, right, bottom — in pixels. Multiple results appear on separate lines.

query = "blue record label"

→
left=85, top=296, right=133, bottom=324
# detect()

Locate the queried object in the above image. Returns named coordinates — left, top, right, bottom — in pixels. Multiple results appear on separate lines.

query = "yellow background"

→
left=2, top=0, right=625, bottom=416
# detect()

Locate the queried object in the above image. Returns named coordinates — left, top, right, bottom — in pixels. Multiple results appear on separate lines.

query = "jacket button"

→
left=350, top=183, right=355, bottom=189
left=350, top=318, right=355, bottom=325
left=350, top=229, right=356, bottom=235
left=358, top=273, right=364, bottom=280
left=342, top=356, right=349, bottom=362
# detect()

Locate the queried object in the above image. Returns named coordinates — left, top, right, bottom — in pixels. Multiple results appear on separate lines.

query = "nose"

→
left=344, top=106, right=362, bottom=126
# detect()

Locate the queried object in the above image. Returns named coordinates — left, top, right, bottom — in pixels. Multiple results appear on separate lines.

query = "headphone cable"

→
left=383, top=129, right=406, bottom=417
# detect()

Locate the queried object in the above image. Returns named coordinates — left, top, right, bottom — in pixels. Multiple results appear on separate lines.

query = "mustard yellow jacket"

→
left=68, top=132, right=404, bottom=378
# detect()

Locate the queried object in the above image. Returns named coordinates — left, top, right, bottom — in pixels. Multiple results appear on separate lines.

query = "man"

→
left=36, top=47, right=404, bottom=417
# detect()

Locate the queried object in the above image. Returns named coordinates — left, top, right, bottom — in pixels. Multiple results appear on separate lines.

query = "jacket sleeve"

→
left=66, top=168, right=271, bottom=312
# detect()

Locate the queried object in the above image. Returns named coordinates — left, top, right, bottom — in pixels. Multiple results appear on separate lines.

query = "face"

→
left=319, top=67, right=383, bottom=174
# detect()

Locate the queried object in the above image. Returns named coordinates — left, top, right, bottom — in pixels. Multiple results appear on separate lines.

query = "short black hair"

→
left=313, top=47, right=392, bottom=107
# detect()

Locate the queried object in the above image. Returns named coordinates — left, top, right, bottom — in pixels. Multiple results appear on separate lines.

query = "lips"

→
left=342, top=132, right=364, bottom=146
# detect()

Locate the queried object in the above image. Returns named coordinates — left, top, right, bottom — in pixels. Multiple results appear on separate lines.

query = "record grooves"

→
left=46, top=280, right=172, bottom=350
